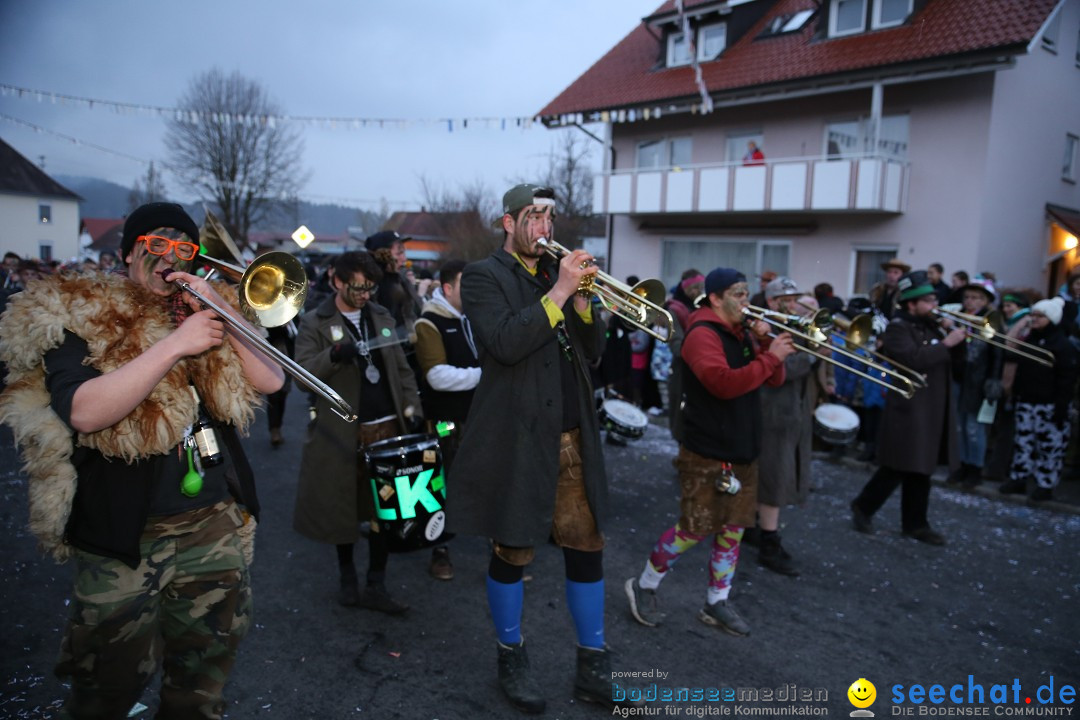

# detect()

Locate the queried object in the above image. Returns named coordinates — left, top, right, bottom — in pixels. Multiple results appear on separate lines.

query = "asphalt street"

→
left=1, top=395, right=1078, bottom=720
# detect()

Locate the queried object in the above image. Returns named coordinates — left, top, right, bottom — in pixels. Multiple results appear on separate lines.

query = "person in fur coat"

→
left=0, top=202, right=283, bottom=719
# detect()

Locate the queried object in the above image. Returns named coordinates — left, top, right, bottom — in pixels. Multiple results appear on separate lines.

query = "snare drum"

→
left=599, top=399, right=649, bottom=440
left=812, top=403, right=860, bottom=446
left=364, top=433, right=452, bottom=552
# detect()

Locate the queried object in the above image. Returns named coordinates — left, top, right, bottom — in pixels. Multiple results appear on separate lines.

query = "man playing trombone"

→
left=626, top=268, right=793, bottom=636
left=0, top=202, right=284, bottom=718
left=850, top=271, right=966, bottom=545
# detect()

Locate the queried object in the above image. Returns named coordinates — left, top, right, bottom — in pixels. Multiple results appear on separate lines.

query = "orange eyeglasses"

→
left=137, top=235, right=199, bottom=261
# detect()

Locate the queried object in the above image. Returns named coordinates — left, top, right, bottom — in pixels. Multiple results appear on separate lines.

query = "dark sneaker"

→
left=429, top=546, right=454, bottom=581
left=999, top=479, right=1027, bottom=495
left=850, top=501, right=874, bottom=534
left=358, top=583, right=410, bottom=615
left=699, top=600, right=750, bottom=636
left=1028, top=487, right=1054, bottom=503
left=758, top=534, right=799, bottom=577
left=496, top=640, right=545, bottom=714
left=946, top=464, right=968, bottom=485
left=624, top=578, right=663, bottom=627
left=902, top=526, right=946, bottom=546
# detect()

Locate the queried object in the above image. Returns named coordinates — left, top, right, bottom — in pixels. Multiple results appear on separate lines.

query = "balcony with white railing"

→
left=592, top=155, right=909, bottom=216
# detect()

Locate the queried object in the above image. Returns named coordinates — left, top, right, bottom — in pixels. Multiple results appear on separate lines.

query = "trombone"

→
left=933, top=306, right=1055, bottom=367
left=535, top=237, right=675, bottom=343
left=161, top=213, right=358, bottom=422
left=827, top=312, right=929, bottom=389
left=743, top=305, right=917, bottom=399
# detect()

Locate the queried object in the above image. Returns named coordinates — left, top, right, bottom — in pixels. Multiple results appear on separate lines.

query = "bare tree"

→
left=128, top=161, right=167, bottom=211
left=165, top=69, right=307, bottom=243
left=418, top=176, right=500, bottom=262
left=538, top=131, right=596, bottom=250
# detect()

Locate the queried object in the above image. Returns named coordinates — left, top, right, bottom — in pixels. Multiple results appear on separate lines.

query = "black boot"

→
left=338, top=566, right=360, bottom=607
left=574, top=645, right=618, bottom=707
left=947, top=463, right=971, bottom=485
left=497, top=640, right=545, bottom=714
left=961, top=464, right=982, bottom=489
left=758, top=532, right=799, bottom=576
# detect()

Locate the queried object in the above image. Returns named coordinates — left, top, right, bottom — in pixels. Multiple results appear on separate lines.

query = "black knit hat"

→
left=120, top=203, right=200, bottom=265
left=365, top=230, right=410, bottom=252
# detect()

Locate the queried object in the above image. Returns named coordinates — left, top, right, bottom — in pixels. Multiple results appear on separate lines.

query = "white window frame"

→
left=636, top=136, right=693, bottom=169
left=850, top=246, right=900, bottom=296
left=871, top=0, right=912, bottom=30
left=667, top=31, right=692, bottom=67
left=829, top=0, right=867, bottom=38
left=697, top=22, right=727, bottom=61
left=1065, top=133, right=1079, bottom=183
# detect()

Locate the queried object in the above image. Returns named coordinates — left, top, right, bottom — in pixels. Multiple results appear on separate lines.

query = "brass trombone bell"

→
left=199, top=252, right=308, bottom=329
left=933, top=306, right=1054, bottom=367
left=829, top=313, right=929, bottom=389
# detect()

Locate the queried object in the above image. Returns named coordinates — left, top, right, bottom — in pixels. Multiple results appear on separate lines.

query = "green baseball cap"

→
left=502, top=183, right=555, bottom=217
left=896, top=270, right=935, bottom=302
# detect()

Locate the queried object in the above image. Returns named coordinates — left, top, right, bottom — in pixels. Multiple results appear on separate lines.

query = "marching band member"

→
left=626, top=268, right=793, bottom=636
left=293, top=251, right=421, bottom=614
left=0, top=202, right=282, bottom=718
left=451, top=184, right=618, bottom=714
left=850, top=271, right=966, bottom=545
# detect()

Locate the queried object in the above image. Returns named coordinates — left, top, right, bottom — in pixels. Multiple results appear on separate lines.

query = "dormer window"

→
left=872, top=0, right=913, bottom=29
left=829, top=0, right=866, bottom=37
left=829, top=0, right=912, bottom=37
left=667, top=22, right=727, bottom=67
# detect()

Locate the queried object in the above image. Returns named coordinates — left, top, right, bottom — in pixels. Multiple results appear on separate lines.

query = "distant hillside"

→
left=55, top=175, right=388, bottom=236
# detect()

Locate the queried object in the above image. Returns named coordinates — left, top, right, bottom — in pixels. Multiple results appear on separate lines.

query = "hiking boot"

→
left=850, top=501, right=874, bottom=534
left=338, top=568, right=360, bottom=607
left=429, top=546, right=454, bottom=580
left=961, top=465, right=983, bottom=489
left=758, top=534, right=799, bottom=577
left=902, top=526, right=946, bottom=546
left=699, top=600, right=750, bottom=636
left=624, top=577, right=663, bottom=627
left=358, top=583, right=410, bottom=615
left=496, top=640, right=545, bottom=714
left=574, top=645, right=622, bottom=707
left=999, top=478, right=1027, bottom=495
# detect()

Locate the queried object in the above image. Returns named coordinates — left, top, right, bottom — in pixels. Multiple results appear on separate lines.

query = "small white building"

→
left=0, top=137, right=81, bottom=262
left=540, top=0, right=1080, bottom=299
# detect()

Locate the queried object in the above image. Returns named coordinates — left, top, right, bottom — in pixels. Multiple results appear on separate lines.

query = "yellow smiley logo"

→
left=848, top=678, right=876, bottom=708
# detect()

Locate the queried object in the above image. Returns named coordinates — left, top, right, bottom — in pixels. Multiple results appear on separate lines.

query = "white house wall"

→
left=978, top=0, right=1080, bottom=290
left=0, top=194, right=80, bottom=262
left=606, top=74, right=1004, bottom=297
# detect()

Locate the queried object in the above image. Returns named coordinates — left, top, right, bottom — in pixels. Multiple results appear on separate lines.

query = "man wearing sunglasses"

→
left=0, top=202, right=284, bottom=718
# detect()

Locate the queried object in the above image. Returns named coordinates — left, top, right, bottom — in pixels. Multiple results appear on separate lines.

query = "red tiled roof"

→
left=539, top=0, right=1057, bottom=117
left=385, top=210, right=483, bottom=241
left=80, top=218, right=124, bottom=250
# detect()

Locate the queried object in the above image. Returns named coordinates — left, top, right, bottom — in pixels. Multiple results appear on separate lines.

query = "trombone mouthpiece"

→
left=159, top=269, right=176, bottom=282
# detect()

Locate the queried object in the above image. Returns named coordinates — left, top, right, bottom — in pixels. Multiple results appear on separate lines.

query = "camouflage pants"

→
left=57, top=501, right=252, bottom=720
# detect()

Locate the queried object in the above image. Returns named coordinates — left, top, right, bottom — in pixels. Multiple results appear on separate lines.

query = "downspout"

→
left=572, top=121, right=617, bottom=270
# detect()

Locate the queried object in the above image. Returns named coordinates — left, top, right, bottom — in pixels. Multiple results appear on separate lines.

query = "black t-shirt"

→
left=45, top=331, right=229, bottom=521
left=343, top=308, right=397, bottom=423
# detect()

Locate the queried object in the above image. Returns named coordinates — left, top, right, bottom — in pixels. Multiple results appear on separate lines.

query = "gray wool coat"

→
left=449, top=249, right=608, bottom=547
left=758, top=350, right=816, bottom=506
left=292, top=296, right=421, bottom=545
left=875, top=313, right=958, bottom=476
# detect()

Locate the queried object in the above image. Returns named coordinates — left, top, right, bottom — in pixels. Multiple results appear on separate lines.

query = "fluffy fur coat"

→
left=0, top=271, right=261, bottom=562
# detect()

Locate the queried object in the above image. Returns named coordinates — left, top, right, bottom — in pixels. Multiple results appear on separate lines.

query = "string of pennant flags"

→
left=0, top=83, right=717, bottom=131
left=0, top=112, right=414, bottom=208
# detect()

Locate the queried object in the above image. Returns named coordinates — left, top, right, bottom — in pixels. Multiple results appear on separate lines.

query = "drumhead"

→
left=602, top=399, right=648, bottom=428
left=813, top=403, right=860, bottom=431
left=366, top=432, right=438, bottom=458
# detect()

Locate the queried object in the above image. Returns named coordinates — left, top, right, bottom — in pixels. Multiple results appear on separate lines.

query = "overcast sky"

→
left=0, top=0, right=662, bottom=213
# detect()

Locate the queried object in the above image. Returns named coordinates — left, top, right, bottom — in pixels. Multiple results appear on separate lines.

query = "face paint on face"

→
left=720, top=282, right=750, bottom=322
left=510, top=205, right=555, bottom=259
left=127, top=227, right=195, bottom=296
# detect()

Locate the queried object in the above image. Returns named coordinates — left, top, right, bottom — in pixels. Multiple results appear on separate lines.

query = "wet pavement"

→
left=1, top=403, right=1078, bottom=719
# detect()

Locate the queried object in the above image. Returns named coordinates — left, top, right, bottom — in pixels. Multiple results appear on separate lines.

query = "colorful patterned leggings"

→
left=648, top=522, right=744, bottom=596
left=1010, top=402, right=1070, bottom=490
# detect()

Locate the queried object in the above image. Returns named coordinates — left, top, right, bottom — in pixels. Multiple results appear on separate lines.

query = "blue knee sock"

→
left=565, top=579, right=605, bottom=649
left=486, top=576, right=523, bottom=645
